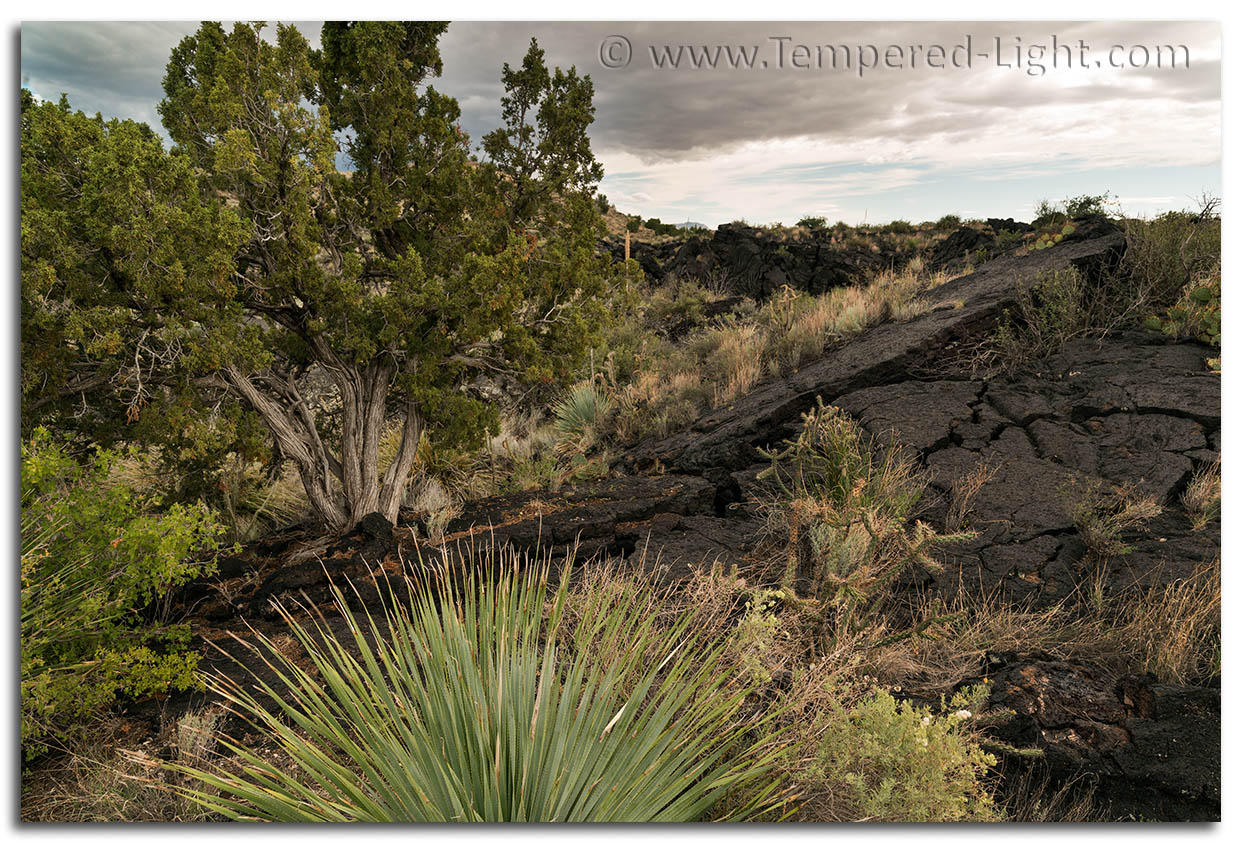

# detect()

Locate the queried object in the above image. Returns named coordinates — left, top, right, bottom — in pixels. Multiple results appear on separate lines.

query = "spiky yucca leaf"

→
left=166, top=547, right=785, bottom=821
left=552, top=383, right=612, bottom=454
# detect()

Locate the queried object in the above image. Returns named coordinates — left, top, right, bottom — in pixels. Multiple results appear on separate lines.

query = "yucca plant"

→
left=552, top=382, right=613, bottom=455
left=164, top=546, right=786, bottom=821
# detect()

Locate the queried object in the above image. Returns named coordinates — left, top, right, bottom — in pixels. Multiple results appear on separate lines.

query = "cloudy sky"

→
left=21, top=20, right=1221, bottom=226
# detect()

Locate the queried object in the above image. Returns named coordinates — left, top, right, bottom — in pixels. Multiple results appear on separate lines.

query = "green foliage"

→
left=166, top=551, right=785, bottom=821
left=797, top=686, right=1000, bottom=821
left=796, top=215, right=827, bottom=230
left=883, top=219, right=915, bottom=235
left=994, top=228, right=1025, bottom=251
left=626, top=217, right=641, bottom=232
left=1144, top=274, right=1220, bottom=347
left=1125, top=205, right=1221, bottom=321
left=24, top=24, right=621, bottom=532
left=1032, top=193, right=1111, bottom=228
left=934, top=214, right=962, bottom=230
left=643, top=216, right=681, bottom=236
left=19, top=88, right=253, bottom=483
left=1063, top=192, right=1112, bottom=218
left=21, top=429, right=222, bottom=758
left=595, top=192, right=610, bottom=213
left=990, top=267, right=1092, bottom=366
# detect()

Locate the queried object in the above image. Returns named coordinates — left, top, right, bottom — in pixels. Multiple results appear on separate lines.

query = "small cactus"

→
left=1144, top=275, right=1220, bottom=347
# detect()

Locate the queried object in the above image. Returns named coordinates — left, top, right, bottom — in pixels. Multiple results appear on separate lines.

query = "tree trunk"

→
left=225, top=362, right=422, bottom=535
left=223, top=366, right=350, bottom=533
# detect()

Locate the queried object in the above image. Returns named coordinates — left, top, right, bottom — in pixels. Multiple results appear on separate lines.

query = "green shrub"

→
left=1030, top=198, right=1066, bottom=228
left=797, top=215, right=827, bottom=230
left=1032, top=193, right=1111, bottom=228
left=595, top=192, right=609, bottom=214
left=625, top=217, right=640, bottom=233
left=989, top=267, right=1092, bottom=367
left=643, top=217, right=681, bottom=236
left=167, top=550, right=785, bottom=821
left=1126, top=207, right=1221, bottom=320
left=994, top=228, right=1025, bottom=251
left=884, top=219, right=915, bottom=235
left=934, top=214, right=962, bottom=231
left=21, top=428, right=223, bottom=758
left=795, top=685, right=1000, bottom=821
left=1063, top=192, right=1111, bottom=218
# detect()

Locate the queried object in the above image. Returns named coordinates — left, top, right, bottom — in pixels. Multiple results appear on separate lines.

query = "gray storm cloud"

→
left=22, top=20, right=1220, bottom=162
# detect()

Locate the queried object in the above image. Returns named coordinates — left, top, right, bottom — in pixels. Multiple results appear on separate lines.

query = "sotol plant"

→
left=552, top=381, right=613, bottom=455
left=163, top=547, right=786, bottom=821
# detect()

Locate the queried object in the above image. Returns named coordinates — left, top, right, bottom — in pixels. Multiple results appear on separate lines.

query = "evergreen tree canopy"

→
left=22, top=22, right=619, bottom=532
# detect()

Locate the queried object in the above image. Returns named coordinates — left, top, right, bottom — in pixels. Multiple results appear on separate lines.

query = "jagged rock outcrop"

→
left=604, top=223, right=900, bottom=298
left=986, top=658, right=1220, bottom=820
left=622, top=227, right=1127, bottom=482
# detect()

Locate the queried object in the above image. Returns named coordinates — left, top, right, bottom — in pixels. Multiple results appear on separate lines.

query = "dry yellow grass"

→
left=945, top=458, right=1001, bottom=533
left=1072, top=485, right=1163, bottom=562
left=1182, top=457, right=1221, bottom=530
left=866, top=559, right=1220, bottom=698
left=597, top=256, right=954, bottom=445
left=22, top=708, right=225, bottom=822
left=1108, top=562, right=1220, bottom=684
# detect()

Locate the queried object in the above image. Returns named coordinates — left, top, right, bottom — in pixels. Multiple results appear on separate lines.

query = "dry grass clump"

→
left=999, top=769, right=1105, bottom=822
left=610, top=369, right=708, bottom=442
left=1072, top=484, right=1163, bottom=563
left=595, top=259, right=953, bottom=444
left=400, top=409, right=609, bottom=511
left=867, top=559, right=1220, bottom=698
left=22, top=708, right=225, bottom=822
left=1105, top=562, right=1220, bottom=685
left=864, top=591, right=1083, bottom=699
left=1182, top=457, right=1221, bottom=530
left=945, top=458, right=1001, bottom=533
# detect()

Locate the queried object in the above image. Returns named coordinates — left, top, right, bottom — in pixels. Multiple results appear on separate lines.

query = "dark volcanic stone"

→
left=604, top=223, right=893, bottom=299
left=987, top=659, right=1220, bottom=821
left=927, top=226, right=996, bottom=271
left=358, top=511, right=394, bottom=539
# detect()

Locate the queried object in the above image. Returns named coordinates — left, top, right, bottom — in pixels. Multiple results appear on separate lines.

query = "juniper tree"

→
left=22, top=22, right=617, bottom=532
